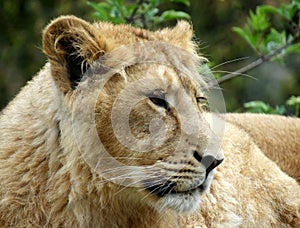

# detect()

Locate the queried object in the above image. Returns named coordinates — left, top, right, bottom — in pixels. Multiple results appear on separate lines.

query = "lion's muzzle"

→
left=145, top=155, right=223, bottom=197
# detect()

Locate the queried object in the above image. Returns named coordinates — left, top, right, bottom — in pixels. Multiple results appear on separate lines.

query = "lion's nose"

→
left=201, top=155, right=223, bottom=175
left=192, top=151, right=223, bottom=174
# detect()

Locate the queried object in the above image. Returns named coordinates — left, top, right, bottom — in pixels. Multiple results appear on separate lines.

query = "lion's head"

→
left=43, top=16, right=224, bottom=213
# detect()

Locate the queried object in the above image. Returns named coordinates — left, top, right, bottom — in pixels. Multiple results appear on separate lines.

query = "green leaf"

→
left=232, top=27, right=246, bottom=38
left=106, top=0, right=117, bottom=5
left=275, top=105, right=286, bottom=115
left=286, top=96, right=300, bottom=106
left=286, top=43, right=300, bottom=54
left=286, top=96, right=300, bottom=117
left=110, top=0, right=124, bottom=15
left=150, top=0, right=161, bottom=7
left=87, top=2, right=111, bottom=21
left=244, top=101, right=269, bottom=113
left=232, top=26, right=257, bottom=51
left=160, top=10, right=191, bottom=21
left=257, top=3, right=300, bottom=21
left=248, top=9, right=269, bottom=31
left=161, top=0, right=190, bottom=7
left=87, top=1, right=110, bottom=12
left=258, top=5, right=281, bottom=15
left=244, top=101, right=285, bottom=115
left=145, top=8, right=159, bottom=18
left=278, top=2, right=298, bottom=20
left=265, top=29, right=286, bottom=53
left=170, top=0, right=190, bottom=6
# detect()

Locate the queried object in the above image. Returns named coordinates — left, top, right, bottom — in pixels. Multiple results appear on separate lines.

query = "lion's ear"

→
left=42, top=15, right=106, bottom=92
left=158, top=20, right=194, bottom=50
left=172, top=20, right=194, bottom=42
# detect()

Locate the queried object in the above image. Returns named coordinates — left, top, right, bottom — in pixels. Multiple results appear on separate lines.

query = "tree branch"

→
left=140, top=13, right=148, bottom=29
left=217, top=41, right=295, bottom=84
left=126, top=0, right=144, bottom=24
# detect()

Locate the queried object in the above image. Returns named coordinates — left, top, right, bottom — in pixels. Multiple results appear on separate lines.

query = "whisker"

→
left=140, top=179, right=169, bottom=201
left=211, top=70, right=257, bottom=81
left=96, top=166, right=163, bottom=186
left=205, top=85, right=224, bottom=91
left=97, top=164, right=141, bottom=174
left=209, top=57, right=250, bottom=71
left=108, top=172, right=161, bottom=183
left=142, top=179, right=166, bottom=189
left=100, top=156, right=158, bottom=161
left=139, top=187, right=158, bottom=200
left=143, top=178, right=175, bottom=196
left=99, top=164, right=162, bottom=176
left=114, top=173, right=167, bottom=196
left=113, top=179, right=144, bottom=195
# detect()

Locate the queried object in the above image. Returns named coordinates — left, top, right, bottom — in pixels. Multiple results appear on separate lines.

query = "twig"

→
left=126, top=0, right=144, bottom=24
left=217, top=58, right=263, bottom=84
left=140, top=13, right=148, bottom=29
left=217, top=41, right=295, bottom=84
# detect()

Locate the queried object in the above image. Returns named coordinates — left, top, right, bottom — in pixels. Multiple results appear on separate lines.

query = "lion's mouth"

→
left=145, top=180, right=206, bottom=197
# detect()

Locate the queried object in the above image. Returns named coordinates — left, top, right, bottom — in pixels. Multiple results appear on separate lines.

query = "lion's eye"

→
left=196, top=96, right=207, bottom=103
left=196, top=96, right=209, bottom=111
left=148, top=91, right=169, bottom=110
left=149, top=97, right=169, bottom=110
left=148, top=89, right=170, bottom=110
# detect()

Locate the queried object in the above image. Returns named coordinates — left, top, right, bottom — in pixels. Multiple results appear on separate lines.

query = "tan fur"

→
left=0, top=15, right=299, bottom=227
left=226, top=113, right=300, bottom=182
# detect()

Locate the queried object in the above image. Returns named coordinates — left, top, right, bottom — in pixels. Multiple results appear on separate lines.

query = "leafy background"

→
left=0, top=0, right=299, bottom=115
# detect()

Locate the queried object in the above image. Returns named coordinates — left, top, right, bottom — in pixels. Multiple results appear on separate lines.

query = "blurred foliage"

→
left=187, top=1, right=300, bottom=114
left=0, top=0, right=299, bottom=115
left=87, top=0, right=190, bottom=29
left=0, top=0, right=91, bottom=109
left=225, top=0, right=300, bottom=117
left=244, top=100, right=286, bottom=115
left=244, top=95, right=300, bottom=117
left=286, top=95, right=300, bottom=116
left=232, top=0, right=300, bottom=59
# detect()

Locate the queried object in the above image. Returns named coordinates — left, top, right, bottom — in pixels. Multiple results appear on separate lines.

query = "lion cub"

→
left=0, top=15, right=299, bottom=227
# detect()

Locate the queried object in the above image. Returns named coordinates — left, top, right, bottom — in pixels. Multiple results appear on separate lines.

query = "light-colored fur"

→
left=226, top=113, right=300, bottom=182
left=0, top=15, right=299, bottom=227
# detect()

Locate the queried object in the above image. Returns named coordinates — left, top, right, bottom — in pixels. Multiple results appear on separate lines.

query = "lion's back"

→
left=226, top=113, right=300, bottom=182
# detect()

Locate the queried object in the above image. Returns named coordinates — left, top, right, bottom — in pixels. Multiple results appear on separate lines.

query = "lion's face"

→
left=43, top=16, right=224, bottom=213
left=88, top=45, right=224, bottom=212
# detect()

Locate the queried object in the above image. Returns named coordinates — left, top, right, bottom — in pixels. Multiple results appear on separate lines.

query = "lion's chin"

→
left=158, top=188, right=202, bottom=213
left=154, top=171, right=216, bottom=213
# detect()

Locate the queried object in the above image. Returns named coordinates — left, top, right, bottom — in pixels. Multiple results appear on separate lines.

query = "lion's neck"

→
left=71, top=184, right=181, bottom=227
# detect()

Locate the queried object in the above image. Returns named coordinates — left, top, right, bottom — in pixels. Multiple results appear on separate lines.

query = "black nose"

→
left=201, top=155, right=223, bottom=176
